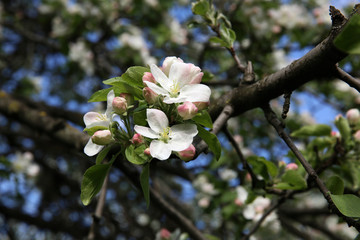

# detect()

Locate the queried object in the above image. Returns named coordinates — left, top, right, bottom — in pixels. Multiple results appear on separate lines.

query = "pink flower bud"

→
left=234, top=198, right=243, bottom=206
left=119, top=93, right=134, bottom=105
left=142, top=72, right=156, bottom=84
left=331, top=131, right=340, bottom=138
left=112, top=97, right=127, bottom=115
left=193, top=101, right=210, bottom=111
left=177, top=101, right=198, bottom=120
left=132, top=133, right=144, bottom=145
left=177, top=144, right=196, bottom=161
left=160, top=228, right=171, bottom=239
left=346, top=108, right=360, bottom=125
left=143, top=87, right=158, bottom=104
left=286, top=163, right=298, bottom=170
left=91, top=130, right=113, bottom=145
left=144, top=148, right=151, bottom=156
left=354, top=130, right=360, bottom=142
left=198, top=197, right=210, bottom=208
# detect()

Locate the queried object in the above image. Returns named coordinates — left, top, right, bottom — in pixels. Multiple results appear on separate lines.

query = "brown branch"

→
left=262, top=104, right=360, bottom=232
left=335, top=66, right=360, bottom=93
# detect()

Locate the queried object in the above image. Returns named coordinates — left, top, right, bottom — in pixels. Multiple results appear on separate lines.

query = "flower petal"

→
left=178, top=84, right=211, bottom=103
left=171, top=124, right=198, bottom=137
left=168, top=134, right=193, bottom=151
left=150, top=64, right=172, bottom=91
left=147, top=109, right=169, bottom=133
left=84, top=112, right=109, bottom=128
left=134, top=125, right=159, bottom=139
left=145, top=81, right=170, bottom=96
left=84, top=138, right=104, bottom=156
left=105, top=90, right=115, bottom=117
left=150, top=140, right=172, bottom=160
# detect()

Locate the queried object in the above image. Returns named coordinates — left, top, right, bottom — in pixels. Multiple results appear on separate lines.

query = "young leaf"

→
left=326, top=175, right=344, bottom=195
left=96, top=145, right=112, bottom=165
left=197, top=125, right=221, bottom=160
left=192, top=111, right=213, bottom=129
left=334, top=115, right=351, bottom=142
left=81, top=163, right=112, bottom=206
left=140, top=163, right=150, bottom=208
left=330, top=193, right=360, bottom=218
left=191, top=0, right=210, bottom=17
left=334, top=14, right=360, bottom=54
left=275, top=170, right=307, bottom=190
left=125, top=145, right=149, bottom=165
left=133, top=109, right=147, bottom=126
left=291, top=124, right=331, bottom=138
left=247, top=156, right=278, bottom=180
left=88, top=88, right=113, bottom=102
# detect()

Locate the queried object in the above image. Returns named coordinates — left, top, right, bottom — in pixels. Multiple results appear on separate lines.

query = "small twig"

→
left=335, top=66, right=360, bottom=93
left=87, top=174, right=109, bottom=240
left=281, top=91, right=292, bottom=119
left=241, top=61, right=255, bottom=85
left=262, top=104, right=360, bottom=232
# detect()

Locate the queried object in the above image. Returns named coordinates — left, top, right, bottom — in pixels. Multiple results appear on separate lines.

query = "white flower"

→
left=235, top=186, right=248, bottom=205
left=83, top=90, right=115, bottom=156
left=219, top=169, right=238, bottom=181
left=145, top=62, right=211, bottom=104
left=134, top=109, right=198, bottom=160
left=243, top=197, right=271, bottom=221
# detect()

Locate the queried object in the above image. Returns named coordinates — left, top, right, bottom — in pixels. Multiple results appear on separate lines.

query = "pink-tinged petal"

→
left=169, top=62, right=194, bottom=88
left=84, top=138, right=104, bottom=156
left=162, top=95, right=188, bottom=104
left=171, top=124, right=198, bottom=137
left=105, top=90, right=115, bottom=117
left=178, top=84, right=211, bottom=103
left=161, top=56, right=183, bottom=76
left=84, top=112, right=109, bottom=128
left=150, top=140, right=172, bottom=160
left=150, top=64, right=172, bottom=91
left=147, top=109, right=169, bottom=133
left=134, top=125, right=159, bottom=139
left=145, top=81, right=169, bottom=96
left=168, top=134, right=193, bottom=151
left=189, top=71, right=204, bottom=85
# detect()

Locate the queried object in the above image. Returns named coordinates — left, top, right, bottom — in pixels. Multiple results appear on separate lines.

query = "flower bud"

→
left=177, top=101, right=198, bottom=120
left=354, top=130, right=360, bottom=142
left=119, top=93, right=134, bottom=106
left=91, top=130, right=113, bottom=145
left=132, top=133, right=144, bottom=145
left=144, top=148, right=151, bottom=156
left=112, top=97, right=127, bottom=115
left=142, top=72, right=156, bottom=84
left=159, top=228, right=171, bottom=240
left=285, top=163, right=298, bottom=170
left=346, top=108, right=360, bottom=125
left=193, top=101, right=210, bottom=111
left=177, top=144, right=196, bottom=161
left=198, top=197, right=210, bottom=208
left=143, top=87, right=158, bottom=104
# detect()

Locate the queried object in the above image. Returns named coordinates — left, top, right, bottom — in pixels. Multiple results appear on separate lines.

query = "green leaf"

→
left=326, top=175, right=344, bottom=195
left=124, top=66, right=150, bottom=87
left=140, top=163, right=150, bottom=208
left=191, top=0, right=210, bottom=17
left=275, top=170, right=307, bottom=190
left=219, top=25, right=236, bottom=48
left=209, top=36, right=229, bottom=48
left=81, top=163, right=112, bottom=206
left=330, top=193, right=360, bottom=217
left=104, top=77, right=143, bottom=99
left=192, top=111, right=213, bottom=129
left=247, top=156, right=278, bottom=181
left=197, top=125, right=221, bottom=160
left=133, top=109, right=147, bottom=126
left=88, top=88, right=113, bottom=102
left=291, top=124, right=332, bottom=138
left=334, top=115, right=351, bottom=142
left=83, top=125, right=108, bottom=136
left=125, top=145, right=149, bottom=165
left=96, top=145, right=112, bottom=165
left=334, top=14, right=360, bottom=54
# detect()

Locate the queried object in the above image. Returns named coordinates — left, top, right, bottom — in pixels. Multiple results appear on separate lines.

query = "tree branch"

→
left=335, top=66, right=360, bottom=93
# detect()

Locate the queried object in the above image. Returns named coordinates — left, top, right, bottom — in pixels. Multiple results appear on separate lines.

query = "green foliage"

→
left=335, top=115, right=352, bottom=143
left=330, top=193, right=360, bottom=217
left=247, top=156, right=278, bottom=181
left=334, top=14, right=360, bottom=54
left=83, top=125, right=108, bottom=136
left=291, top=124, right=332, bottom=138
left=326, top=175, right=344, bottom=195
left=274, top=170, right=307, bottom=190
left=125, top=145, right=150, bottom=165
left=197, top=125, right=222, bottom=160
left=96, top=145, right=112, bottom=165
left=140, top=163, right=150, bottom=208
left=192, top=110, right=213, bottom=129
left=88, top=88, right=114, bottom=102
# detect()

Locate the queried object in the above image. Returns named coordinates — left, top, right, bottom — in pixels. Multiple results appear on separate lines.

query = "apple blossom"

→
left=132, top=133, right=144, bottom=145
left=354, top=130, right=360, bottom=142
left=346, top=108, right=360, bottom=125
left=285, top=163, right=298, bottom=170
left=134, top=109, right=198, bottom=160
left=112, top=96, right=127, bottom=115
left=143, top=87, right=158, bottom=104
left=145, top=62, right=211, bottom=104
left=160, top=56, right=183, bottom=76
left=176, top=144, right=196, bottom=161
left=193, top=101, right=210, bottom=111
left=177, top=101, right=198, bottom=120
left=243, top=197, right=271, bottom=221
left=119, top=92, right=134, bottom=105
left=142, top=72, right=156, bottom=84
left=144, top=148, right=151, bottom=156
left=91, top=130, right=113, bottom=145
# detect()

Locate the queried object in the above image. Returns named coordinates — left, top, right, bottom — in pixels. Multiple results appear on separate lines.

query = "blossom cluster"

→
left=83, top=57, right=211, bottom=163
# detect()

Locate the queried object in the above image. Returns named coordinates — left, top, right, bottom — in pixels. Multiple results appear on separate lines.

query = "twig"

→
left=87, top=173, right=109, bottom=240
left=335, top=66, right=360, bottom=93
left=262, top=104, right=360, bottom=231
left=281, top=91, right=292, bottom=119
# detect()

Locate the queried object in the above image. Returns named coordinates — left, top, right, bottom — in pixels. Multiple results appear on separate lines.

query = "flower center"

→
left=159, top=127, right=171, bottom=143
left=96, top=114, right=108, bottom=121
left=169, top=82, right=180, bottom=97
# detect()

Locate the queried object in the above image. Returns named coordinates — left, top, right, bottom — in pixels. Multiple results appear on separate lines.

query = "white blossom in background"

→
left=219, top=169, right=238, bottom=181
left=243, top=197, right=278, bottom=229
left=69, top=40, right=95, bottom=76
left=313, top=4, right=332, bottom=25
left=235, top=186, right=248, bottom=206
left=325, top=216, right=358, bottom=239
left=38, top=3, right=54, bottom=14
left=166, top=15, right=188, bottom=45
left=12, top=151, right=40, bottom=178
left=136, top=213, right=150, bottom=226
left=119, top=27, right=156, bottom=65
left=334, top=80, right=360, bottom=104
left=268, top=4, right=311, bottom=30
left=51, top=17, right=68, bottom=37
left=28, top=76, right=43, bottom=93
left=144, top=0, right=158, bottom=7
left=272, top=49, right=290, bottom=71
